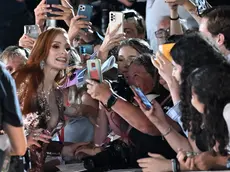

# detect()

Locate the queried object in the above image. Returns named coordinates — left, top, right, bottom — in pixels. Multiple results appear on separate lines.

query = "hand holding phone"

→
left=87, top=59, right=103, bottom=83
left=109, top=11, right=124, bottom=35
left=46, top=0, right=61, bottom=17
left=131, top=86, right=152, bottom=110
left=24, top=25, right=40, bottom=39
left=77, top=4, right=93, bottom=22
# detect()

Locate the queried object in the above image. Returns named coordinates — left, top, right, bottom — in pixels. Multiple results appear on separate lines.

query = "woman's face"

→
left=172, top=60, right=182, bottom=84
left=46, top=33, right=71, bottom=70
left=191, top=88, right=205, bottom=114
left=118, top=45, right=139, bottom=78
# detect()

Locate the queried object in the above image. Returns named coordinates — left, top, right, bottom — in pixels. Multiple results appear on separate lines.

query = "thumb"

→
left=148, top=153, right=165, bottom=159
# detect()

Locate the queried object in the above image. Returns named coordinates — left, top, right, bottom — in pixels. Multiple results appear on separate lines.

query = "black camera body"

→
left=83, top=140, right=136, bottom=171
left=110, top=75, right=134, bottom=103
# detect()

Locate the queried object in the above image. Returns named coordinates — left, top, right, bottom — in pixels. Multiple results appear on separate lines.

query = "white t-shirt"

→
left=146, top=0, right=198, bottom=51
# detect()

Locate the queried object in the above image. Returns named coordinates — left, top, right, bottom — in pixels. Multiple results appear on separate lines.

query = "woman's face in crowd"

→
left=118, top=45, right=139, bottom=78
left=172, top=60, right=182, bottom=84
left=191, top=88, right=205, bottom=114
left=46, top=33, right=71, bottom=70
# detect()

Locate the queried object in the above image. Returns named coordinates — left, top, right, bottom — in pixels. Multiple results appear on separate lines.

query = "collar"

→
left=146, top=94, right=160, bottom=102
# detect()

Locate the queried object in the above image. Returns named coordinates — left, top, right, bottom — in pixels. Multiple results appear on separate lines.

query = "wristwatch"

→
left=106, top=94, right=118, bottom=109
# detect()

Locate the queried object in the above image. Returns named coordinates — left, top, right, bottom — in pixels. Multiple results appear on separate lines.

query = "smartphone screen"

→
left=131, top=86, right=152, bottom=110
left=79, top=45, right=93, bottom=55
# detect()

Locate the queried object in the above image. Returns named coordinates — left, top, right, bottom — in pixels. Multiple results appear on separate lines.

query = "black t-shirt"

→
left=128, top=86, right=177, bottom=161
left=0, top=64, right=23, bottom=127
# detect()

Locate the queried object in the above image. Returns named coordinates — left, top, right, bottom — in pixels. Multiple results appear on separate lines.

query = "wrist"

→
left=100, top=90, right=113, bottom=105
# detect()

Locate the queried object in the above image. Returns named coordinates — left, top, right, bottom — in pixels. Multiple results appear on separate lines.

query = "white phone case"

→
left=109, top=11, right=124, bottom=34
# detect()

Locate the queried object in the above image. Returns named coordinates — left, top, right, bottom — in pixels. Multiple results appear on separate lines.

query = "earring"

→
left=40, top=60, right=45, bottom=70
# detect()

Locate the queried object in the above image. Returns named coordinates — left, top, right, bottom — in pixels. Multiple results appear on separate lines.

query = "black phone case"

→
left=46, top=0, right=61, bottom=17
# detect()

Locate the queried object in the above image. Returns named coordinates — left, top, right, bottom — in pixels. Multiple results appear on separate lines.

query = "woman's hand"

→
left=74, top=144, right=102, bottom=160
left=49, top=0, right=74, bottom=26
left=98, top=24, right=126, bottom=61
left=86, top=79, right=112, bottom=105
left=152, top=52, right=174, bottom=86
left=34, top=0, right=51, bottom=31
left=68, top=15, right=92, bottom=44
left=152, top=52, right=180, bottom=104
left=165, top=0, right=186, bottom=6
left=61, top=142, right=90, bottom=157
left=194, top=151, right=215, bottom=170
left=134, top=96, right=166, bottom=125
left=27, top=129, right=52, bottom=147
left=177, top=149, right=198, bottom=170
left=19, top=34, right=36, bottom=50
left=137, top=153, right=172, bottom=172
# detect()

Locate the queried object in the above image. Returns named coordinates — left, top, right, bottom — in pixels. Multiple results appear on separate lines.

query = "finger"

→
left=157, top=51, right=169, bottom=63
left=37, top=8, right=52, bottom=15
left=110, top=23, right=122, bottom=35
left=52, top=4, right=72, bottom=11
left=60, top=0, right=72, bottom=8
left=133, top=96, right=146, bottom=112
left=152, top=58, right=160, bottom=70
left=148, top=153, right=164, bottom=159
left=75, top=15, right=87, bottom=20
left=86, top=79, right=97, bottom=85
left=35, top=137, right=50, bottom=143
left=137, top=158, right=150, bottom=163
left=190, top=158, right=196, bottom=170
left=39, top=134, right=52, bottom=139
left=38, top=0, right=46, bottom=6
left=138, top=162, right=148, bottom=168
left=34, top=128, right=44, bottom=133
left=185, top=157, right=192, bottom=170
left=29, top=140, right=41, bottom=147
left=156, top=53, right=165, bottom=68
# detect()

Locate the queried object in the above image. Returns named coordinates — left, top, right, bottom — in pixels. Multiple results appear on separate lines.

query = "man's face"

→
left=199, top=17, right=213, bottom=38
left=127, top=63, right=153, bottom=94
left=155, top=18, right=170, bottom=45
left=5, top=56, right=26, bottom=74
left=124, top=21, right=141, bottom=39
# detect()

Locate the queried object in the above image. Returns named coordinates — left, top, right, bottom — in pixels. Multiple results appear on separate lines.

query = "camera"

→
left=110, top=75, right=134, bottom=103
left=83, top=140, right=136, bottom=171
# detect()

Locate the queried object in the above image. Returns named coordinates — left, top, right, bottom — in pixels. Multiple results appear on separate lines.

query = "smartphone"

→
left=77, top=4, right=93, bottom=21
left=79, top=44, right=94, bottom=55
left=46, top=0, right=61, bottom=17
left=24, top=25, right=39, bottom=39
left=158, top=43, right=175, bottom=62
left=109, top=11, right=124, bottom=34
left=195, top=0, right=212, bottom=16
left=87, top=59, right=103, bottom=83
left=131, top=86, right=152, bottom=110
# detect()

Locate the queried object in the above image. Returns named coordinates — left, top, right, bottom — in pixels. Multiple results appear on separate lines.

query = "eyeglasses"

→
left=155, top=28, right=170, bottom=39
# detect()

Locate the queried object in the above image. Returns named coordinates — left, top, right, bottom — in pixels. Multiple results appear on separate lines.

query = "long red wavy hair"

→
left=13, top=28, right=67, bottom=115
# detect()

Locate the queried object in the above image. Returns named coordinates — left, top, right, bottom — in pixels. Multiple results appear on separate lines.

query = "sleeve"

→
left=166, top=101, right=188, bottom=137
left=0, top=67, right=23, bottom=127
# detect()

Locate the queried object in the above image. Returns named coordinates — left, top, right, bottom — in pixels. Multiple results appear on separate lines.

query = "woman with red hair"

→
left=13, top=28, right=72, bottom=172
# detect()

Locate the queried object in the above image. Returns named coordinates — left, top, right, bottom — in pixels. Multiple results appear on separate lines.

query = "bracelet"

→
left=171, top=159, right=180, bottom=172
left=162, top=125, right=172, bottom=137
left=170, top=16, right=180, bottom=20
